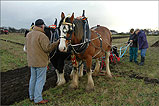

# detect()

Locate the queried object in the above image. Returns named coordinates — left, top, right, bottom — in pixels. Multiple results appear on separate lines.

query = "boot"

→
left=139, top=56, right=145, bottom=66
left=129, top=55, right=133, bottom=62
left=134, top=61, right=138, bottom=64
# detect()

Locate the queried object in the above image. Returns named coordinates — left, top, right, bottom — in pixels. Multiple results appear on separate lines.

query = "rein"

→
left=61, top=26, right=111, bottom=56
left=69, top=32, right=103, bottom=55
left=49, top=49, right=57, bottom=60
left=90, top=29, right=112, bottom=58
left=60, top=17, right=111, bottom=56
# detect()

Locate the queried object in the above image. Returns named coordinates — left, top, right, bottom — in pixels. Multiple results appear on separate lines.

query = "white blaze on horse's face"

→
left=59, top=24, right=69, bottom=52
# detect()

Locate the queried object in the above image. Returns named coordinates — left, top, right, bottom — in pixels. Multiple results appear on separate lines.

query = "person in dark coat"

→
left=135, top=29, right=149, bottom=66
left=128, top=28, right=138, bottom=64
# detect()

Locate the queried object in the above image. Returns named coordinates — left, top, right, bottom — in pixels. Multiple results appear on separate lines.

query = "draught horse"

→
left=58, top=12, right=112, bottom=91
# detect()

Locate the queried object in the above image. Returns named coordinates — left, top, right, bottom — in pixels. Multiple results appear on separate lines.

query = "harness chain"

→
left=90, top=29, right=112, bottom=58
left=60, top=17, right=113, bottom=58
left=49, top=49, right=57, bottom=60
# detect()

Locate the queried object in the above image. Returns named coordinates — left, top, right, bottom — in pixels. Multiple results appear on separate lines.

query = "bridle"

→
left=59, top=17, right=75, bottom=41
left=59, top=17, right=89, bottom=54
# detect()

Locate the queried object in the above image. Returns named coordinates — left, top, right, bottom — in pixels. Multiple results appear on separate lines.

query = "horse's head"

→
left=58, top=12, right=75, bottom=52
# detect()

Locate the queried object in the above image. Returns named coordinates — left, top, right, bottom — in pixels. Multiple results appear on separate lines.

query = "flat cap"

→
left=35, top=19, right=45, bottom=26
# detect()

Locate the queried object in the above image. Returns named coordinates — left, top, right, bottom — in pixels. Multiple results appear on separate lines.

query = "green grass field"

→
left=0, top=33, right=25, bottom=44
left=1, top=33, right=159, bottom=105
left=0, top=33, right=27, bottom=72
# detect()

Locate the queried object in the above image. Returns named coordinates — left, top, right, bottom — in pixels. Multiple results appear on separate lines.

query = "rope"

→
left=70, top=35, right=101, bottom=47
left=70, top=34, right=102, bottom=54
left=49, top=49, right=57, bottom=60
left=92, top=50, right=102, bottom=58
left=91, top=29, right=112, bottom=47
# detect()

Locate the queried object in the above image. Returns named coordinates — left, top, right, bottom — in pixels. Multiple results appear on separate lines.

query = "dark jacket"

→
left=138, top=30, right=149, bottom=50
left=128, top=33, right=138, bottom=47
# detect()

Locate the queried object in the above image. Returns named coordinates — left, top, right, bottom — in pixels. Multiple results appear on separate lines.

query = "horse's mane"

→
left=73, top=19, right=84, bottom=41
left=44, top=27, right=54, bottom=40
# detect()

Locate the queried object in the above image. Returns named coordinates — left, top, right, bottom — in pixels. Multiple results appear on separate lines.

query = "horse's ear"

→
left=61, top=12, right=65, bottom=19
left=70, top=12, right=74, bottom=23
left=54, top=18, right=57, bottom=26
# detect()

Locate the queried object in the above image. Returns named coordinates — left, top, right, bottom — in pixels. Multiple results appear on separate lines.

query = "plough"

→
left=99, top=42, right=132, bottom=75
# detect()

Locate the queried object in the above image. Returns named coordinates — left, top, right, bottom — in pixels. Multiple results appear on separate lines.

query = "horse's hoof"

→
left=106, top=74, right=113, bottom=78
left=70, top=74, right=73, bottom=79
left=69, top=84, right=78, bottom=89
left=86, top=86, right=94, bottom=92
left=86, top=83, right=94, bottom=91
left=57, top=80, right=66, bottom=86
left=56, top=81, right=59, bottom=85
left=78, top=73, right=83, bottom=78
left=92, top=72, right=99, bottom=77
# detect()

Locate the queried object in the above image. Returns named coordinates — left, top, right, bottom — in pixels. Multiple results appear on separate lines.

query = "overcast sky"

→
left=1, top=1, right=158, bottom=32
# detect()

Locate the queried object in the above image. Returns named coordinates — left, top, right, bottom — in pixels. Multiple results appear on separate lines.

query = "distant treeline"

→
left=110, top=29, right=159, bottom=36
left=1, top=26, right=159, bottom=36
left=0, top=27, right=28, bottom=33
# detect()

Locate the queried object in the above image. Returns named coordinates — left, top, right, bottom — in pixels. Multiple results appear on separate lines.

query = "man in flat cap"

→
left=25, top=19, right=59, bottom=104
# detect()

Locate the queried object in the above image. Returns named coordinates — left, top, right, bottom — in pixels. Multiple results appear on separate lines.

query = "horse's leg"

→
left=86, top=56, right=94, bottom=91
left=57, top=69, right=66, bottom=86
left=70, top=68, right=74, bottom=79
left=105, top=51, right=112, bottom=78
left=69, top=67, right=79, bottom=89
left=55, top=69, right=60, bottom=84
left=70, top=62, right=83, bottom=78
left=52, top=57, right=66, bottom=86
left=92, top=59, right=100, bottom=76
left=79, top=61, right=84, bottom=77
left=57, top=60, right=66, bottom=86
left=69, top=55, right=79, bottom=89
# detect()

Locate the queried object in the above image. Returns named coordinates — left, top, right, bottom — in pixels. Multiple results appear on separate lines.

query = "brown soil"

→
left=1, top=62, right=72, bottom=105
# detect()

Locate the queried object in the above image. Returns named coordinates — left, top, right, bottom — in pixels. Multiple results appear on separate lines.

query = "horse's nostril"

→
left=64, top=47, right=66, bottom=50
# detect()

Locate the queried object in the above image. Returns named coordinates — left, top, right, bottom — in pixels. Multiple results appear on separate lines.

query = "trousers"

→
left=140, top=49, right=147, bottom=57
left=129, top=47, right=138, bottom=62
left=29, top=67, right=47, bottom=103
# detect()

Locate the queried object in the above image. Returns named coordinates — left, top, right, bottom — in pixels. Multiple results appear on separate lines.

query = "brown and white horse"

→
left=58, top=12, right=112, bottom=91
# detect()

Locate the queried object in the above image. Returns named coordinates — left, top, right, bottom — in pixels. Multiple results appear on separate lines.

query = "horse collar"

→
left=69, top=18, right=91, bottom=54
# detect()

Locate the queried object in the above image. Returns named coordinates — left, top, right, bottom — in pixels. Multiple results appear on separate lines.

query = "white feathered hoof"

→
left=92, top=70, right=99, bottom=77
left=57, top=80, right=66, bottom=86
left=70, top=69, right=74, bottom=79
left=78, top=72, right=83, bottom=78
left=106, top=71, right=113, bottom=78
left=56, top=73, right=66, bottom=86
left=70, top=73, right=73, bottom=79
left=69, top=83, right=78, bottom=89
left=86, top=84, right=94, bottom=92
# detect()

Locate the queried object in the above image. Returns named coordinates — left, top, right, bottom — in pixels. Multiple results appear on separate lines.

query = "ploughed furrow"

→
left=1, top=62, right=72, bottom=105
